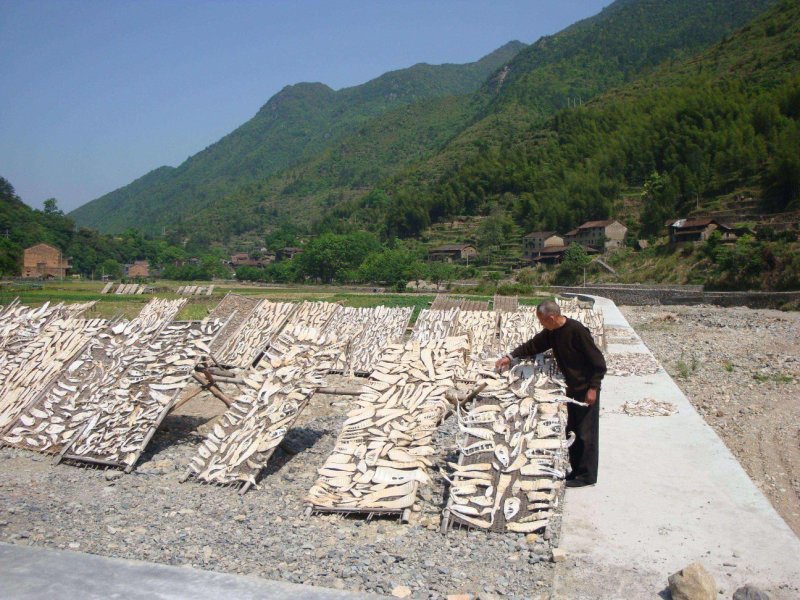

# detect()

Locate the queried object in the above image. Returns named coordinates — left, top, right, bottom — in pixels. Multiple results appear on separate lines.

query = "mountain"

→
left=383, top=0, right=799, bottom=240
left=69, top=42, right=525, bottom=234
left=164, top=0, right=778, bottom=245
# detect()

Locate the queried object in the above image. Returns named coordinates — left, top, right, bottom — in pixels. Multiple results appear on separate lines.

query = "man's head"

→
left=536, top=300, right=564, bottom=330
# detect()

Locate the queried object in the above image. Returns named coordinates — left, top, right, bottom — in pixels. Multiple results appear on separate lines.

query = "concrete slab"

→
left=0, top=542, right=383, bottom=600
left=553, top=296, right=800, bottom=599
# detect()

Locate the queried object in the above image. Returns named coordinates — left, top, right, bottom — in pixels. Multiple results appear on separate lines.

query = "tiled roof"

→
left=523, top=231, right=557, bottom=240
left=578, top=219, right=618, bottom=229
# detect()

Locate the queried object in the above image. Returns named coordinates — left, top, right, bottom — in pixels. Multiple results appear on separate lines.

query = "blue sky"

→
left=0, top=0, right=610, bottom=213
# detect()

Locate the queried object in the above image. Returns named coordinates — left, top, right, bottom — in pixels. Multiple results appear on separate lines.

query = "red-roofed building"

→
left=126, top=260, right=150, bottom=278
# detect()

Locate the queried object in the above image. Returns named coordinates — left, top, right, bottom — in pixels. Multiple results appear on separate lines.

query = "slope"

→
left=69, top=42, right=525, bottom=235
left=391, top=0, right=800, bottom=240
left=172, top=0, right=776, bottom=245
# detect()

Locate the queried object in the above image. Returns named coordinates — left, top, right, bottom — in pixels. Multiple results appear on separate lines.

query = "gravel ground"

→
left=621, top=304, right=800, bottom=537
left=0, top=376, right=553, bottom=600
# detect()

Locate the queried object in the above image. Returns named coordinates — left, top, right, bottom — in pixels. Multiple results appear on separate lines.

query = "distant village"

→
left=18, top=217, right=752, bottom=281
left=427, top=217, right=752, bottom=265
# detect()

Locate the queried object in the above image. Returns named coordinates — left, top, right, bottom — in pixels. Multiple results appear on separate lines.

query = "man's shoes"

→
left=565, top=478, right=596, bottom=488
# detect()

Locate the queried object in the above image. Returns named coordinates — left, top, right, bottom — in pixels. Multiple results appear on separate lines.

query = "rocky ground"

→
left=0, top=376, right=553, bottom=600
left=620, top=304, right=800, bottom=537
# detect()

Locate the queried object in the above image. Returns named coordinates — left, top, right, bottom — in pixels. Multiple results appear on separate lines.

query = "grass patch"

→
left=676, top=360, right=691, bottom=379
left=676, top=351, right=699, bottom=379
left=1, top=279, right=557, bottom=325
left=752, top=372, right=795, bottom=384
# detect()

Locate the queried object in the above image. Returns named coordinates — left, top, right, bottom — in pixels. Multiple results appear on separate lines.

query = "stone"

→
left=105, top=470, right=122, bottom=481
left=233, top=514, right=246, bottom=522
left=732, top=585, right=770, bottom=600
left=446, top=595, right=473, bottom=600
left=551, top=548, right=567, bottom=563
left=391, top=585, right=412, bottom=598
left=668, top=562, right=716, bottom=600
left=526, top=533, right=539, bottom=544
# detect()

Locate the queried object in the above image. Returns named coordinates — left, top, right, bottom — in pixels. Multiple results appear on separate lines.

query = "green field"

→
left=0, top=280, right=552, bottom=322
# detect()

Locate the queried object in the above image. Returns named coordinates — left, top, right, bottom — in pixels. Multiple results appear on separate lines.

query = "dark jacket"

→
left=510, top=317, right=606, bottom=395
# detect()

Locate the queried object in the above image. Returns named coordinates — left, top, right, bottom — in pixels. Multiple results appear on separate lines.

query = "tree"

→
left=555, top=243, right=591, bottom=285
left=298, top=232, right=380, bottom=283
left=42, top=198, right=63, bottom=215
left=99, top=258, right=123, bottom=279
left=640, top=171, right=678, bottom=237
left=358, top=247, right=424, bottom=287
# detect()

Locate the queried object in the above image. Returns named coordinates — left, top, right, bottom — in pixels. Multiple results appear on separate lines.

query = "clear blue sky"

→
left=0, top=0, right=610, bottom=213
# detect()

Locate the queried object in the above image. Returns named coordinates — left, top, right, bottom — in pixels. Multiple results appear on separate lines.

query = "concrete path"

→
left=553, top=296, right=800, bottom=599
left=0, top=542, right=383, bottom=600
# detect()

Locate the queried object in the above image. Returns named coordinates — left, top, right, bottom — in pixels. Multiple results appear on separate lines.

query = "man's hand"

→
left=585, top=388, right=598, bottom=406
left=495, top=355, right=511, bottom=373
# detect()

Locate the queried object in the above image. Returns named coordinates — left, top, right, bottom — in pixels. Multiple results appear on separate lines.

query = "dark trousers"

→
left=566, top=390, right=600, bottom=484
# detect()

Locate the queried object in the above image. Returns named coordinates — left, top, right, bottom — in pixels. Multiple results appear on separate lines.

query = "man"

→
left=495, top=300, right=606, bottom=487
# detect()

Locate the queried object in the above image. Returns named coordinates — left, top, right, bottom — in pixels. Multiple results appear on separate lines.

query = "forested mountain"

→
left=69, top=42, right=525, bottom=234
left=378, top=0, right=799, bottom=240
left=144, top=0, right=777, bottom=246
left=6, top=1, right=800, bottom=290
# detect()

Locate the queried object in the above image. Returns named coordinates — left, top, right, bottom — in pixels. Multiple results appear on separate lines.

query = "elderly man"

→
left=495, top=300, right=606, bottom=487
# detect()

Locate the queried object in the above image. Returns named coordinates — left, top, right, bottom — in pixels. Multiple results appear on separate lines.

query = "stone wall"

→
left=551, top=285, right=800, bottom=309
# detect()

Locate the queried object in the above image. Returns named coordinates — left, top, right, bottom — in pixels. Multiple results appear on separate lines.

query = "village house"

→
left=229, top=252, right=275, bottom=268
left=666, top=218, right=738, bottom=244
left=563, top=219, right=627, bottom=252
left=428, top=244, right=477, bottom=263
left=522, top=231, right=564, bottom=260
left=21, top=243, right=70, bottom=279
left=125, top=260, right=150, bottom=279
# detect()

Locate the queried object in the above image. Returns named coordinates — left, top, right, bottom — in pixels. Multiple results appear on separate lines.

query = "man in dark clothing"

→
left=494, top=300, right=606, bottom=487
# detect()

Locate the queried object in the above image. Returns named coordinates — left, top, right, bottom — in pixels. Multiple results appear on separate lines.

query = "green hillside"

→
left=381, top=0, right=799, bottom=240
left=167, top=0, right=776, bottom=246
left=69, top=42, right=525, bottom=235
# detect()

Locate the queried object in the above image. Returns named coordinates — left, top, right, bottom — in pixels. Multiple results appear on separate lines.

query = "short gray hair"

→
left=536, top=300, right=561, bottom=317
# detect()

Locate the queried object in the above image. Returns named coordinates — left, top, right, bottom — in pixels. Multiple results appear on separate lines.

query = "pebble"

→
left=0, top=391, right=555, bottom=598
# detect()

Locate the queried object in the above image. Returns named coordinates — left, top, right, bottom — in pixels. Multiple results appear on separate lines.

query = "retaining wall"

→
left=551, top=285, right=800, bottom=308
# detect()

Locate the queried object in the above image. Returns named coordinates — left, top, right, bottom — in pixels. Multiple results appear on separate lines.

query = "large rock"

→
left=668, top=562, right=716, bottom=600
left=732, top=585, right=770, bottom=600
